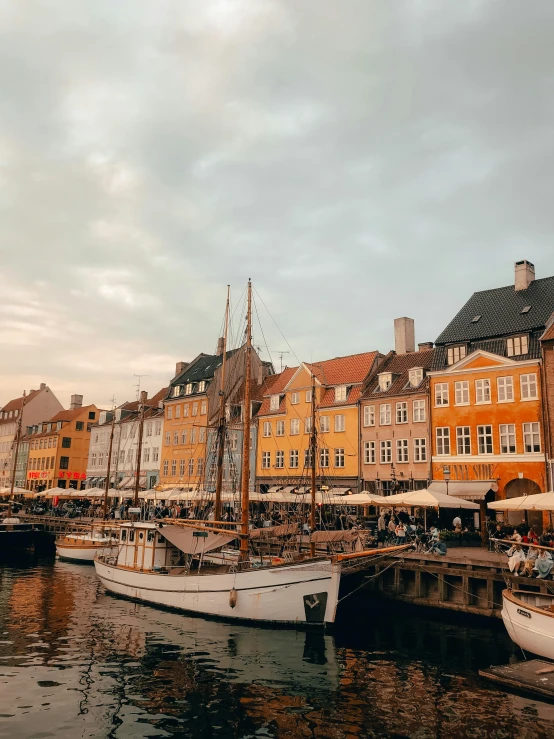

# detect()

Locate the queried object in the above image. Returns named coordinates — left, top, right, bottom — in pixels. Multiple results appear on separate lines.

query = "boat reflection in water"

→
left=2, top=559, right=554, bottom=738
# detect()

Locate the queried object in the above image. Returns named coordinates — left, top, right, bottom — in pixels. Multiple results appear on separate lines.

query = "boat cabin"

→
left=117, top=522, right=184, bottom=571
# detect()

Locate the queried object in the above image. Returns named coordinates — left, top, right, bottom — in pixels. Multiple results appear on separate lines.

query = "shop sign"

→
left=27, top=471, right=50, bottom=479
left=58, top=471, right=87, bottom=480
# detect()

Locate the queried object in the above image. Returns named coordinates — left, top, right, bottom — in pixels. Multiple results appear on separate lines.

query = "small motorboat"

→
left=56, top=526, right=120, bottom=563
left=502, top=589, right=554, bottom=660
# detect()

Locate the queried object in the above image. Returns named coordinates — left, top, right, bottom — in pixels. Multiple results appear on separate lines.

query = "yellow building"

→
left=255, top=352, right=381, bottom=494
left=25, top=399, right=100, bottom=491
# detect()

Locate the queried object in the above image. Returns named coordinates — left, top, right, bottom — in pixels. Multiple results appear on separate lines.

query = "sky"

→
left=1, top=1, right=554, bottom=410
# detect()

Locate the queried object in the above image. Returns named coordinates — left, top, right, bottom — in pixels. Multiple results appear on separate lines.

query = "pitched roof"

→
left=169, top=351, right=239, bottom=392
left=257, top=367, right=298, bottom=416
left=435, top=275, right=554, bottom=345
left=431, top=335, right=542, bottom=371
left=306, top=351, right=379, bottom=386
left=0, top=388, right=41, bottom=414
left=49, top=405, right=97, bottom=423
left=362, top=349, right=436, bottom=399
left=541, top=322, right=554, bottom=342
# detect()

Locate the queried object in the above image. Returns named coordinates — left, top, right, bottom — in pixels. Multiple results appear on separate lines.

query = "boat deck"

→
left=480, top=659, right=554, bottom=700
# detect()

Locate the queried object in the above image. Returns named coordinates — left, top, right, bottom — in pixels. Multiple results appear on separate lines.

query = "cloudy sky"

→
left=1, top=1, right=554, bottom=409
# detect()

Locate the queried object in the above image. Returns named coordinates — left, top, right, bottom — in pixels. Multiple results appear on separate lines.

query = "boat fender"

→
left=229, top=587, right=238, bottom=609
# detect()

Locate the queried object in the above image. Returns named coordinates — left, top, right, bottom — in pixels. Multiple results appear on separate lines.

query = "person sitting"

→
left=429, top=526, right=447, bottom=555
left=507, top=544, right=526, bottom=575
left=534, top=549, right=554, bottom=579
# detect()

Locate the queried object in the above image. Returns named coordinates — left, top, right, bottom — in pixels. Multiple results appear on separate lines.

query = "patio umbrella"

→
left=327, top=492, right=389, bottom=506
left=44, top=487, right=73, bottom=499
left=383, top=488, right=478, bottom=529
left=488, top=492, right=554, bottom=511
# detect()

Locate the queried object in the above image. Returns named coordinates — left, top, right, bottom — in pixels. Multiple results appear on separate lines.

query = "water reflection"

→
left=1, top=559, right=554, bottom=738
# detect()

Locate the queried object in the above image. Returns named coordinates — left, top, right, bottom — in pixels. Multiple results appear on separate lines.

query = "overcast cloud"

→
left=1, top=0, right=554, bottom=409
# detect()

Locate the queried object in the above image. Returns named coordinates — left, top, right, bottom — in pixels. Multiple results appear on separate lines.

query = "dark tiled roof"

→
left=431, top=334, right=542, bottom=371
left=435, top=275, right=554, bottom=345
left=169, top=351, right=238, bottom=394
left=362, top=349, right=435, bottom=399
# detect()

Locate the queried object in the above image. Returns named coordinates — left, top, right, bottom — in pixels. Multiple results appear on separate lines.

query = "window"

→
left=201, top=401, right=207, bottom=415
left=262, top=451, right=271, bottom=469
left=396, top=402, right=408, bottom=424
left=380, top=440, right=392, bottom=464
left=334, top=414, right=345, bottom=432
left=335, top=386, right=347, bottom=402
left=167, top=407, right=173, bottom=420
left=436, top=428, right=450, bottom=455
left=500, top=424, right=516, bottom=454
left=127, top=449, right=133, bottom=463
left=275, top=451, right=284, bottom=469
left=363, top=405, right=375, bottom=427
left=379, top=404, right=391, bottom=425
left=191, top=428, right=197, bottom=444
left=290, top=450, right=299, bottom=468
left=269, top=395, right=280, bottom=411
left=334, top=448, right=345, bottom=468
left=305, top=417, right=312, bottom=434
left=454, top=381, right=469, bottom=405
left=475, top=379, right=491, bottom=404
left=276, top=420, right=285, bottom=437
left=62, top=437, right=71, bottom=449
left=144, top=447, right=151, bottom=463
left=121, top=426, right=128, bottom=440
left=414, top=438, right=427, bottom=463
left=456, top=427, right=471, bottom=455
left=98, top=452, right=104, bottom=467
left=320, top=448, right=330, bottom=467
left=155, top=421, right=161, bottom=436
left=199, top=428, right=206, bottom=443
left=188, top=459, right=194, bottom=475
left=396, top=439, right=409, bottom=463
left=304, top=449, right=314, bottom=469
left=91, top=453, right=97, bottom=467
left=521, top=373, right=538, bottom=400
left=435, top=383, right=449, bottom=406
left=378, top=373, right=392, bottom=392
left=198, top=381, right=206, bottom=393
left=185, top=383, right=193, bottom=395
left=173, top=431, right=179, bottom=445
left=523, top=423, right=541, bottom=453
left=263, top=421, right=272, bottom=437
left=192, top=403, right=198, bottom=416
left=497, top=376, right=514, bottom=402
left=152, top=447, right=159, bottom=462
left=507, top=335, right=529, bottom=357
left=76, top=421, right=84, bottom=431
left=363, top=441, right=376, bottom=464
left=171, top=460, right=177, bottom=476
left=165, top=432, right=171, bottom=446
left=305, top=389, right=312, bottom=403
left=477, top=425, right=493, bottom=454
left=320, top=415, right=330, bottom=433
left=447, top=345, right=467, bottom=365
left=408, top=368, right=423, bottom=388
left=173, top=386, right=182, bottom=397
left=175, top=406, right=181, bottom=419
left=290, top=418, right=300, bottom=435
left=413, top=399, right=426, bottom=422
left=197, top=458, right=203, bottom=476
left=290, top=392, right=299, bottom=405
left=88, top=412, right=96, bottom=420
left=163, top=460, right=169, bottom=476
left=181, top=429, right=187, bottom=444
left=59, top=456, right=69, bottom=470
left=183, top=404, right=189, bottom=417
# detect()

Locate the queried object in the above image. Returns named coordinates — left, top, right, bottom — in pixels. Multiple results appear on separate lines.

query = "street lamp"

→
left=443, top=466, right=451, bottom=496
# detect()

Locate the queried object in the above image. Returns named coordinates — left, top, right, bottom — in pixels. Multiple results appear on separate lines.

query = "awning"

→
left=295, top=486, right=309, bottom=494
left=160, top=524, right=237, bottom=554
left=139, top=476, right=147, bottom=487
left=117, top=477, right=132, bottom=489
left=267, top=485, right=283, bottom=493
left=329, top=487, right=352, bottom=496
left=428, top=481, right=498, bottom=501
left=281, top=486, right=297, bottom=493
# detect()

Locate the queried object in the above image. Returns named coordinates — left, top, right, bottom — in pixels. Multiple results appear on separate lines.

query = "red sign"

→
left=58, top=471, right=86, bottom=480
left=27, top=471, right=49, bottom=479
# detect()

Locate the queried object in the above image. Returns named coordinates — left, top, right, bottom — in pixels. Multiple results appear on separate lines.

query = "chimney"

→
left=70, top=394, right=83, bottom=410
left=515, top=260, right=535, bottom=291
left=394, top=317, right=415, bottom=355
left=257, top=364, right=264, bottom=386
left=418, top=342, right=433, bottom=351
left=175, top=361, right=189, bottom=377
left=217, top=337, right=225, bottom=356
left=40, top=383, right=46, bottom=391
left=140, top=390, right=148, bottom=405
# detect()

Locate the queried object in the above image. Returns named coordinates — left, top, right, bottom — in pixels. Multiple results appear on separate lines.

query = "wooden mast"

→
left=239, top=279, right=252, bottom=560
left=214, top=286, right=230, bottom=521
left=310, top=370, right=317, bottom=556
left=133, top=391, right=146, bottom=509
left=102, top=399, right=116, bottom=520
left=7, top=391, right=26, bottom=517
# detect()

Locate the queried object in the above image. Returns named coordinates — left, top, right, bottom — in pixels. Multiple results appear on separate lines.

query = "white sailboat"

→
left=502, top=590, right=554, bottom=661
left=94, top=281, right=409, bottom=626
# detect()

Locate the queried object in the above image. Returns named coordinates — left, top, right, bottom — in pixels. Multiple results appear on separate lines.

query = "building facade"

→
left=540, top=320, right=554, bottom=492
left=0, top=384, right=63, bottom=488
left=360, top=318, right=434, bottom=495
left=255, top=352, right=381, bottom=494
left=25, top=397, right=99, bottom=491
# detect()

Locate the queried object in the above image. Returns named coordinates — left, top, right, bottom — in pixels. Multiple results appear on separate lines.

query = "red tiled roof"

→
left=257, top=367, right=298, bottom=416
left=319, top=385, right=363, bottom=409
left=306, top=351, right=379, bottom=386
left=0, top=388, right=41, bottom=417
left=361, top=348, right=436, bottom=399
left=49, top=405, right=97, bottom=423
left=542, top=323, right=554, bottom=342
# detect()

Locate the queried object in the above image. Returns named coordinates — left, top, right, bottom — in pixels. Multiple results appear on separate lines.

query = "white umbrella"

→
left=327, top=492, right=389, bottom=506
left=488, top=492, right=554, bottom=511
left=44, top=487, right=73, bottom=499
left=383, top=488, right=479, bottom=510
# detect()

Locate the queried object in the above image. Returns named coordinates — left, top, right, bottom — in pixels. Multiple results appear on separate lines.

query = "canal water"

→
left=1, top=558, right=554, bottom=739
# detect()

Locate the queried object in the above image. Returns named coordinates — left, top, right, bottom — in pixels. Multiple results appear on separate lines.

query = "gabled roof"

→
left=0, top=388, right=41, bottom=415
left=257, top=368, right=298, bottom=416
left=362, top=349, right=435, bottom=400
left=431, top=334, right=542, bottom=371
left=429, top=348, right=525, bottom=375
left=49, top=405, right=97, bottom=423
left=305, top=351, right=379, bottom=386
left=435, top=275, right=554, bottom=345
left=541, top=322, right=554, bottom=342
left=168, top=351, right=239, bottom=395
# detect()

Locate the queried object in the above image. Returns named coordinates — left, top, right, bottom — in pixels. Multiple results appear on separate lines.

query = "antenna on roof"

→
left=133, top=374, right=149, bottom=401
left=274, top=350, right=290, bottom=372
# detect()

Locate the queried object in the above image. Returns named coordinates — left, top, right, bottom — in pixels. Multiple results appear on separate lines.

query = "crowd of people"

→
left=491, top=519, right=554, bottom=579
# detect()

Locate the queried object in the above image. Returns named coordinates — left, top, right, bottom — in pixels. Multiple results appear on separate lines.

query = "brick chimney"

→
left=418, top=342, right=433, bottom=351
left=40, top=383, right=46, bottom=390
left=217, top=337, right=225, bottom=356
left=175, top=361, right=189, bottom=377
left=394, top=317, right=415, bottom=354
left=70, top=394, right=83, bottom=410
left=140, top=390, right=148, bottom=404
left=515, top=260, right=535, bottom=291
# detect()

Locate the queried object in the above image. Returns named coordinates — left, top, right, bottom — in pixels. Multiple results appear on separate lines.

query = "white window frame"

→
left=396, top=439, right=409, bottom=463
left=507, top=335, right=529, bottom=357
left=409, top=368, right=423, bottom=388
left=396, top=402, right=408, bottom=424
left=379, top=404, right=391, bottom=426
left=520, top=373, right=538, bottom=401
left=334, top=414, right=345, bottom=432
left=334, top=448, right=345, bottom=468
left=436, top=427, right=450, bottom=455
left=262, top=451, right=271, bottom=469
left=435, top=383, right=449, bottom=406
left=291, top=392, right=299, bottom=405
left=475, top=379, right=491, bottom=404
left=263, top=421, right=271, bottom=438
left=269, top=395, right=280, bottom=411
left=276, top=420, right=285, bottom=437
left=477, top=425, right=493, bottom=455
left=305, top=389, right=313, bottom=403
left=275, top=450, right=284, bottom=469
left=363, top=405, right=375, bottom=427
left=378, top=373, right=392, bottom=392
left=320, top=415, right=330, bottom=433
left=413, top=399, right=426, bottom=423
left=334, top=386, right=347, bottom=402
left=290, top=418, right=300, bottom=436
left=499, top=423, right=516, bottom=454
left=289, top=449, right=299, bottom=468
left=523, top=422, right=541, bottom=453
left=497, top=376, right=514, bottom=403
left=363, top=441, right=376, bottom=464
left=413, top=438, right=427, bottom=463
left=454, top=381, right=469, bottom=406
left=320, top=448, right=330, bottom=468
left=447, top=345, right=467, bottom=365
left=456, top=426, right=471, bottom=455
left=380, top=440, right=392, bottom=464
left=167, top=407, right=173, bottom=420
left=305, top=417, right=313, bottom=434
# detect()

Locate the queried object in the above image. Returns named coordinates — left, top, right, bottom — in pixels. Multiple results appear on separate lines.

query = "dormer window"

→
left=447, top=345, right=467, bottom=366
left=198, top=381, right=206, bottom=393
left=185, top=383, right=193, bottom=395
left=269, top=395, right=280, bottom=411
left=408, top=368, right=423, bottom=388
left=116, top=409, right=122, bottom=421
left=335, top=385, right=347, bottom=402
left=173, top=386, right=182, bottom=398
left=56, top=421, right=62, bottom=431
left=507, top=335, right=528, bottom=357
left=378, top=374, right=392, bottom=392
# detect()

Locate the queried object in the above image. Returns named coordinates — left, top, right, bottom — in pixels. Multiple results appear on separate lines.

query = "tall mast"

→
left=8, top=391, right=26, bottom=516
left=133, top=392, right=146, bottom=509
left=102, top=398, right=117, bottom=520
left=310, top=371, right=317, bottom=556
left=214, top=286, right=230, bottom=521
left=239, top=280, right=252, bottom=560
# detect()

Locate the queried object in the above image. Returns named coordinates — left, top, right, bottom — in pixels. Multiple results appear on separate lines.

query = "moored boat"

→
left=56, top=526, right=120, bottom=563
left=502, top=589, right=554, bottom=661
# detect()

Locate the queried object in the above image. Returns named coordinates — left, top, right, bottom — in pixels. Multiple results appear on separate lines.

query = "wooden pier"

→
left=363, top=546, right=554, bottom=619
left=480, top=659, right=554, bottom=700
left=17, top=514, right=99, bottom=535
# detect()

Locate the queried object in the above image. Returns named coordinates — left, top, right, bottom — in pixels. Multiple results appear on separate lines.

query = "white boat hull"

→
left=502, top=590, right=554, bottom=661
left=94, top=557, right=341, bottom=625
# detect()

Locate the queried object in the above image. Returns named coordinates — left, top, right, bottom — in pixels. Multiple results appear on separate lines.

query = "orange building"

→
left=25, top=396, right=100, bottom=491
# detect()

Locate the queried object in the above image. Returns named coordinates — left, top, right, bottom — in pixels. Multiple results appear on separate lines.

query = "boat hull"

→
left=94, top=557, right=341, bottom=626
left=502, top=590, right=554, bottom=661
